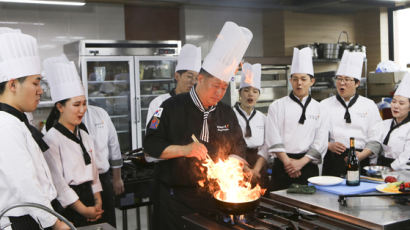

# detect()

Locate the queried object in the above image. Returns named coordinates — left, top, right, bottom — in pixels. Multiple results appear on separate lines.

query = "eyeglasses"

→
left=335, top=77, right=355, bottom=83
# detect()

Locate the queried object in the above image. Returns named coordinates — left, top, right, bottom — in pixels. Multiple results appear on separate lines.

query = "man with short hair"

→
left=0, top=28, right=69, bottom=230
left=143, top=21, right=252, bottom=230
left=321, top=51, right=382, bottom=177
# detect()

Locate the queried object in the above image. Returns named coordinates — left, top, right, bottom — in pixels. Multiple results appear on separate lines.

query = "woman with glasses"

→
left=321, top=51, right=382, bottom=177
left=372, top=73, right=410, bottom=170
left=263, top=48, right=328, bottom=191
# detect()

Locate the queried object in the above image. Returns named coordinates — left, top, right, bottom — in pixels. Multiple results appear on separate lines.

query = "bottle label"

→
left=347, top=170, right=360, bottom=183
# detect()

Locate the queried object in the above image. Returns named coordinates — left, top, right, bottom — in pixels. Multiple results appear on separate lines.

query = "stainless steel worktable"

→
left=270, top=190, right=410, bottom=230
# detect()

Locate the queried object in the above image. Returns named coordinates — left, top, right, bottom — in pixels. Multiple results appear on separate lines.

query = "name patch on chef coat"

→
left=217, top=124, right=229, bottom=132
left=153, top=108, right=163, bottom=118
left=94, top=121, right=104, bottom=129
left=149, top=117, right=160, bottom=129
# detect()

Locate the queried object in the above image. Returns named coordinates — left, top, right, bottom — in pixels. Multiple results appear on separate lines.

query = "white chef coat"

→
left=146, top=92, right=172, bottom=127
left=372, top=119, right=410, bottom=170
left=44, top=127, right=102, bottom=208
left=320, top=95, right=382, bottom=155
left=0, top=112, right=57, bottom=228
left=263, top=96, right=328, bottom=164
left=83, top=105, right=122, bottom=174
left=233, top=106, right=265, bottom=148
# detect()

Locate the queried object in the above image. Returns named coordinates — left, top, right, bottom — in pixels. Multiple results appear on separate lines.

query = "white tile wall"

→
left=181, top=6, right=264, bottom=58
left=0, top=3, right=125, bottom=61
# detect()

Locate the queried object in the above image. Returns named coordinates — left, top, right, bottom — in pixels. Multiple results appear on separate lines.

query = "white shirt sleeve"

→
left=391, top=131, right=410, bottom=170
left=102, top=110, right=122, bottom=168
left=306, top=105, right=330, bottom=164
left=265, top=101, right=286, bottom=154
left=87, top=137, right=103, bottom=194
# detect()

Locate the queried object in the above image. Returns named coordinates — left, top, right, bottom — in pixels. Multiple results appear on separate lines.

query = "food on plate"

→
left=384, top=176, right=397, bottom=183
left=381, top=182, right=402, bottom=193
left=399, top=182, right=410, bottom=193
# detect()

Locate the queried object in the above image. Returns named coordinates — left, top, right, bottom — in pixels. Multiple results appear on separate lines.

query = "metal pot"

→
left=318, top=43, right=340, bottom=59
left=213, top=191, right=260, bottom=215
left=363, top=165, right=392, bottom=177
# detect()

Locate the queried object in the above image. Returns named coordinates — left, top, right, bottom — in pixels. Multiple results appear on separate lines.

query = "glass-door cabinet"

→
left=81, top=56, right=136, bottom=153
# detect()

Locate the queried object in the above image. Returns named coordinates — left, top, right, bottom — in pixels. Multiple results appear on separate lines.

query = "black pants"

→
left=270, top=153, right=319, bottom=191
left=9, top=215, right=41, bottom=230
left=322, top=149, right=369, bottom=177
left=378, top=155, right=395, bottom=168
left=96, top=171, right=116, bottom=227
left=61, top=182, right=95, bottom=227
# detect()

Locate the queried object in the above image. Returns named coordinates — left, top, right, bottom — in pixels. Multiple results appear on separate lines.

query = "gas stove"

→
left=182, top=197, right=368, bottom=230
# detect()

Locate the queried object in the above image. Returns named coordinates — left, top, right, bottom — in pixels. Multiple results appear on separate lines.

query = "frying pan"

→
left=213, top=190, right=260, bottom=215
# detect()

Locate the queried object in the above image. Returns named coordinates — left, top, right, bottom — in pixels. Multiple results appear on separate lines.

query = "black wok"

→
left=213, top=190, right=260, bottom=215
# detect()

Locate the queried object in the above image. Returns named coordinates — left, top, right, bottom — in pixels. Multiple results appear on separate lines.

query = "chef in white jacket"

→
left=0, top=28, right=69, bottom=229
left=321, top=51, right=381, bottom=177
left=264, top=47, right=328, bottom=191
left=43, top=57, right=103, bottom=227
left=233, top=63, right=267, bottom=186
left=83, top=104, right=123, bottom=227
left=372, top=73, right=410, bottom=170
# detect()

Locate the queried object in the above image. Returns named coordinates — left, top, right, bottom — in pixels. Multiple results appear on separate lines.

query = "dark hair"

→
left=0, top=77, right=27, bottom=95
left=176, top=70, right=188, bottom=75
left=354, top=79, right=359, bottom=84
left=45, top=99, right=69, bottom=131
left=199, top=68, right=213, bottom=78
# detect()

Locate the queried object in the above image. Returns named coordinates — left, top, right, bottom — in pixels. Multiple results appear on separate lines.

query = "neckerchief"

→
left=234, top=103, right=256, bottom=137
left=189, top=87, right=216, bottom=142
left=289, top=92, right=312, bottom=125
left=54, top=122, right=91, bottom=165
left=383, top=114, right=410, bottom=145
left=336, top=94, right=359, bottom=123
left=169, top=88, right=176, bottom=97
left=0, top=102, right=49, bottom=152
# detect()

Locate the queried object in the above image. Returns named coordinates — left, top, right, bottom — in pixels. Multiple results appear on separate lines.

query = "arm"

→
left=391, top=131, right=410, bottom=170
left=362, top=103, right=383, bottom=161
left=305, top=104, right=330, bottom=164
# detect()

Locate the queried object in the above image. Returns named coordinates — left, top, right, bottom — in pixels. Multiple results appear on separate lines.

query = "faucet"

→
left=0, top=202, right=76, bottom=230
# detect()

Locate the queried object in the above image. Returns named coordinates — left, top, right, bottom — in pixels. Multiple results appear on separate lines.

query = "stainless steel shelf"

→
left=140, top=79, right=173, bottom=82
left=88, top=80, right=128, bottom=84
left=38, top=101, right=54, bottom=108
left=88, top=95, right=128, bottom=99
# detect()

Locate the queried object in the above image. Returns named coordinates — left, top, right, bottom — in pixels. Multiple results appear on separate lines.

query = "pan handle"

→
left=123, top=148, right=143, bottom=156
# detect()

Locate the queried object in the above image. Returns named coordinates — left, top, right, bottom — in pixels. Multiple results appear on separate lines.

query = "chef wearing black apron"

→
left=0, top=28, right=69, bottom=230
left=43, top=56, right=103, bottom=227
left=321, top=51, right=381, bottom=177
left=264, top=47, right=328, bottom=191
left=143, top=21, right=252, bottom=230
left=233, top=63, right=268, bottom=188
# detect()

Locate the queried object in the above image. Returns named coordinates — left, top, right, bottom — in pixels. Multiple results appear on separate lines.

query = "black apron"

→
left=270, top=153, right=319, bottom=191
left=9, top=215, right=41, bottom=230
left=377, top=155, right=395, bottom=168
left=95, top=171, right=116, bottom=227
left=322, top=148, right=369, bottom=177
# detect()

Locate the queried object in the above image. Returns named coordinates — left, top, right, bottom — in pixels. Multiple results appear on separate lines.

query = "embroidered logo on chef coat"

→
left=149, top=117, right=160, bottom=129
left=153, top=108, right=163, bottom=118
left=95, top=121, right=104, bottom=129
left=307, top=114, right=319, bottom=120
left=356, top=111, right=368, bottom=118
left=217, top=124, right=229, bottom=132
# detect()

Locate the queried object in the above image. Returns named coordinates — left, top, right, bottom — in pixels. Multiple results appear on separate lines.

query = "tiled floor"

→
left=115, top=207, right=149, bottom=230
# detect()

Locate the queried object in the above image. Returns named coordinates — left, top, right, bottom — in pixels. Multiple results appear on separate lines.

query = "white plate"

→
left=376, top=183, right=401, bottom=194
left=308, top=176, right=344, bottom=186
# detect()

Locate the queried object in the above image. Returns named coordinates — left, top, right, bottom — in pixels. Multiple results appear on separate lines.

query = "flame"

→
left=198, top=156, right=265, bottom=203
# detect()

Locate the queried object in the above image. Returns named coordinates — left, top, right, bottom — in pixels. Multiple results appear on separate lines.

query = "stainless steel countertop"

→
left=270, top=190, right=410, bottom=230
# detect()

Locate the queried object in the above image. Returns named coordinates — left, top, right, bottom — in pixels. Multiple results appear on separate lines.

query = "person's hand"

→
left=183, top=142, right=208, bottom=161
left=52, top=219, right=71, bottom=230
left=288, top=170, right=301, bottom=178
left=113, top=177, right=124, bottom=195
left=284, top=159, right=305, bottom=175
left=328, top=142, right=346, bottom=155
left=81, top=206, right=104, bottom=220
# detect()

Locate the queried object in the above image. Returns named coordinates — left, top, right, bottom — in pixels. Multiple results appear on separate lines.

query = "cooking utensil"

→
left=213, top=190, right=260, bottom=215
left=363, top=165, right=392, bottom=177
left=318, top=43, right=340, bottom=59
left=191, top=134, right=213, bottom=162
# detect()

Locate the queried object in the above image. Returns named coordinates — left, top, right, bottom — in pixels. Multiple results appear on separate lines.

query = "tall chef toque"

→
left=395, top=72, right=410, bottom=98
left=202, top=21, right=253, bottom=82
left=43, top=55, right=85, bottom=103
left=175, top=44, right=202, bottom=73
left=0, top=27, right=41, bottom=83
left=290, top=47, right=314, bottom=76
left=240, top=62, right=261, bottom=90
left=336, top=50, right=365, bottom=81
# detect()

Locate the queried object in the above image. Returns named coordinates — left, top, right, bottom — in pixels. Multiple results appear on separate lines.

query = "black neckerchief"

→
left=189, top=86, right=216, bottom=142
left=0, top=102, right=49, bottom=152
left=383, top=114, right=410, bottom=145
left=53, top=122, right=91, bottom=165
left=336, top=94, right=359, bottom=123
left=234, top=103, right=257, bottom=137
left=289, top=92, right=312, bottom=125
left=169, top=88, right=176, bottom=97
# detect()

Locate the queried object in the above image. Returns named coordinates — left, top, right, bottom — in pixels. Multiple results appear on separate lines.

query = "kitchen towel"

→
left=309, top=179, right=377, bottom=195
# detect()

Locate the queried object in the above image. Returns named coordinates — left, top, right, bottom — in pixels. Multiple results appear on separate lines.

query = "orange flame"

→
left=199, top=156, right=265, bottom=203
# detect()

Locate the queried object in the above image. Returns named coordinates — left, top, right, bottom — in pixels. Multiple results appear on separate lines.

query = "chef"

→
left=143, top=21, right=252, bottom=230
left=43, top=57, right=103, bottom=227
left=233, top=63, right=267, bottom=185
left=0, top=28, right=69, bottom=229
left=146, top=43, right=201, bottom=127
left=321, top=51, right=381, bottom=177
left=372, top=73, right=410, bottom=170
left=264, top=47, right=328, bottom=191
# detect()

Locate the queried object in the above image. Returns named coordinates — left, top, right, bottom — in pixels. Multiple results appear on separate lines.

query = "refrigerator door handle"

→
left=135, top=96, right=140, bottom=123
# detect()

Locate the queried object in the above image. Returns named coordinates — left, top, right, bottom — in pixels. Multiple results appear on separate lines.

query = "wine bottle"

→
left=346, top=137, right=360, bottom=186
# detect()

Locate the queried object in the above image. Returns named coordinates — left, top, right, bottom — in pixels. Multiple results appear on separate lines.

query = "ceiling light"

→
left=0, top=0, right=85, bottom=6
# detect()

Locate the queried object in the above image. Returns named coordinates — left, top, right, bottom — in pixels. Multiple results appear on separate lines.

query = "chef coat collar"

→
left=0, top=102, right=49, bottom=152
left=236, top=103, right=255, bottom=118
left=289, top=92, right=311, bottom=125
left=189, top=86, right=216, bottom=142
left=383, top=113, right=410, bottom=145
left=53, top=122, right=91, bottom=165
left=234, top=103, right=257, bottom=137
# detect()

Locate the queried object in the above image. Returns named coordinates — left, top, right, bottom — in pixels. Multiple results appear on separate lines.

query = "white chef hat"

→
left=336, top=50, right=365, bottom=81
left=0, top=27, right=41, bottom=83
left=175, top=44, right=201, bottom=73
left=395, top=72, right=410, bottom=98
left=290, top=47, right=314, bottom=76
left=43, top=55, right=85, bottom=103
left=202, top=21, right=253, bottom=82
left=240, top=63, right=261, bottom=90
